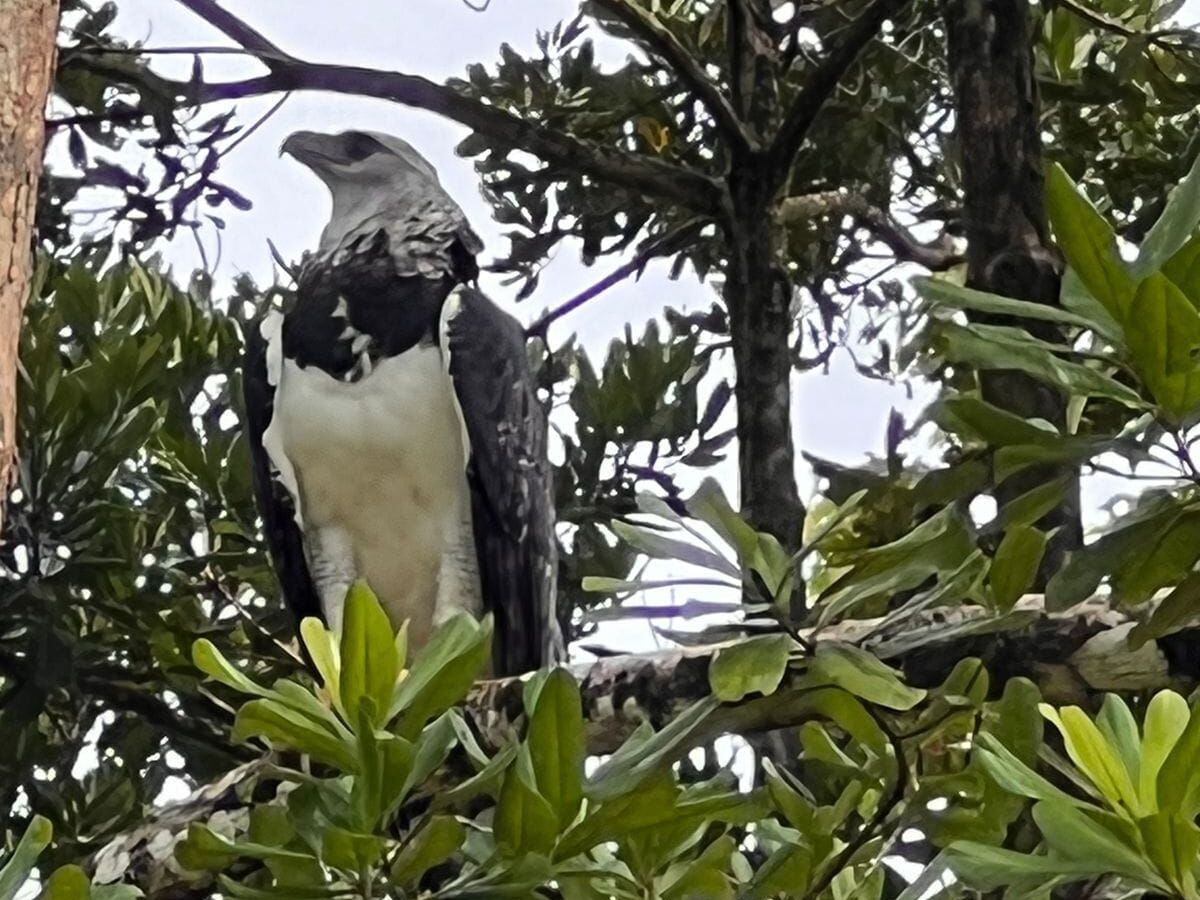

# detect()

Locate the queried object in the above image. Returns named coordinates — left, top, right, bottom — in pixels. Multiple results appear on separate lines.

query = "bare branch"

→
left=525, top=221, right=703, bottom=339
left=768, top=0, right=909, bottom=187
left=777, top=189, right=962, bottom=270
left=174, top=0, right=291, bottom=66
left=167, top=0, right=726, bottom=216
left=591, top=0, right=754, bottom=155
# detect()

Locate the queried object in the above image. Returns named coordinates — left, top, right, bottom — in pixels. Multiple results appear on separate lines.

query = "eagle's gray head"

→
left=282, top=129, right=454, bottom=254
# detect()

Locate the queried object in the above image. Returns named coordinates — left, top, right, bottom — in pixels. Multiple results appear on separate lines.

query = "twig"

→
left=525, top=223, right=702, bottom=338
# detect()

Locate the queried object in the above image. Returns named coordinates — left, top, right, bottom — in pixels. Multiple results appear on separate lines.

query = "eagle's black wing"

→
left=242, top=320, right=322, bottom=626
left=445, top=287, right=560, bottom=675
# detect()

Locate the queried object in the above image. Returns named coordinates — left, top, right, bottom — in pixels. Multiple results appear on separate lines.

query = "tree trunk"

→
left=0, top=0, right=58, bottom=532
left=725, top=0, right=805, bottom=605
left=942, top=0, right=1082, bottom=573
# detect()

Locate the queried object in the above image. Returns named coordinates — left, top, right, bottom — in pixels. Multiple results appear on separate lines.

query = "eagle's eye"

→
left=344, top=133, right=384, bottom=162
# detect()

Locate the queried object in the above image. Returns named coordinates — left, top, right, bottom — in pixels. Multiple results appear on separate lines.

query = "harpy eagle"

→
left=242, top=129, right=560, bottom=676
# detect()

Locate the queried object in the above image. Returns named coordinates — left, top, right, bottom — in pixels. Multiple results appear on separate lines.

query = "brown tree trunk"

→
left=943, top=0, right=1083, bottom=573
left=0, top=0, right=58, bottom=533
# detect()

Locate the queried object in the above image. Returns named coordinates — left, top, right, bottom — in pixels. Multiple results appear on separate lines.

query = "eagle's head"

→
left=282, top=129, right=454, bottom=254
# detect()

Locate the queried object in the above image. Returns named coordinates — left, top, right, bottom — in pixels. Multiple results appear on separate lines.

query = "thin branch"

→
left=1055, top=0, right=1200, bottom=54
left=768, top=0, right=909, bottom=187
left=175, top=0, right=292, bottom=65
left=165, top=0, right=725, bottom=216
left=777, top=190, right=962, bottom=270
left=525, top=222, right=703, bottom=338
left=591, top=0, right=754, bottom=155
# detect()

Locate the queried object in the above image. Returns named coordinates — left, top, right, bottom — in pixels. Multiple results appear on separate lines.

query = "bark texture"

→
left=943, top=0, right=1083, bottom=571
left=0, top=0, right=58, bottom=531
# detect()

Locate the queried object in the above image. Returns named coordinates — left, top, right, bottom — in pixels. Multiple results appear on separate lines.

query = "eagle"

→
left=241, top=128, right=560, bottom=676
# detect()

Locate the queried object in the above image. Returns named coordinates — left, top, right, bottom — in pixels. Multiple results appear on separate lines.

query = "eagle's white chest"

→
left=261, top=328, right=479, bottom=643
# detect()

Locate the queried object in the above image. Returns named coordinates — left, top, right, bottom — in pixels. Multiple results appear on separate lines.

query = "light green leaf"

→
left=1096, top=695, right=1140, bottom=788
left=1140, top=690, right=1189, bottom=811
left=0, top=815, right=52, bottom=900
left=989, top=525, right=1048, bottom=610
left=1125, top=274, right=1200, bottom=421
left=389, top=815, right=464, bottom=885
left=526, top=668, right=585, bottom=829
left=299, top=617, right=341, bottom=711
left=1156, top=691, right=1200, bottom=817
left=1046, top=163, right=1136, bottom=323
left=388, top=613, right=492, bottom=736
left=1040, top=705, right=1141, bottom=814
left=193, top=639, right=273, bottom=699
left=233, top=699, right=358, bottom=771
left=806, top=643, right=925, bottom=710
left=41, top=865, right=90, bottom=900
left=708, top=634, right=792, bottom=702
left=993, top=477, right=1071, bottom=531
left=321, top=828, right=383, bottom=874
left=338, top=581, right=399, bottom=729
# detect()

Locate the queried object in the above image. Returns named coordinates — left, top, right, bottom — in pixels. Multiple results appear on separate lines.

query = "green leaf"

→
left=1032, top=801, right=1165, bottom=887
left=193, top=639, right=273, bottom=698
left=931, top=320, right=1142, bottom=407
left=526, top=668, right=585, bottom=829
left=1140, top=690, right=1189, bottom=811
left=993, top=477, right=1071, bottom=531
left=915, top=276, right=1098, bottom=329
left=1125, top=274, right=1200, bottom=421
left=974, top=732, right=1082, bottom=807
left=0, top=816, right=52, bottom=900
left=942, top=841, right=1102, bottom=891
left=1096, top=695, right=1141, bottom=789
left=389, top=815, right=464, bottom=885
left=1046, top=162, right=1136, bottom=323
left=1137, top=811, right=1200, bottom=896
left=1129, top=573, right=1200, bottom=647
left=321, top=828, right=383, bottom=874
left=989, top=525, right=1048, bottom=610
left=806, top=643, right=925, bottom=710
left=41, top=865, right=90, bottom=900
left=708, top=634, right=792, bottom=702
left=494, top=746, right=559, bottom=856
left=388, top=613, right=492, bottom=737
left=587, top=696, right=720, bottom=801
left=338, top=581, right=399, bottom=729
left=233, top=699, right=358, bottom=771
left=1156, top=691, right=1200, bottom=817
left=299, top=617, right=341, bottom=711
left=610, top=520, right=738, bottom=578
left=1134, top=151, right=1200, bottom=278
left=1040, top=705, right=1141, bottom=814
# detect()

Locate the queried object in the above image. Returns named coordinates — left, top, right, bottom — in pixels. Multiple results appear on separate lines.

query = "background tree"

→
left=6, top=0, right=1200, bottom=897
left=0, top=0, right=59, bottom=532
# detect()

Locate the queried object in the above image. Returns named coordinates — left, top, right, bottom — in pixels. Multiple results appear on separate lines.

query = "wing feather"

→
left=444, top=287, right=560, bottom=675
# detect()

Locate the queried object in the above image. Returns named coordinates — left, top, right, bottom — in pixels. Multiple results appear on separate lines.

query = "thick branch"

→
left=591, top=0, right=753, bottom=155
left=767, top=0, right=908, bottom=188
left=777, top=190, right=963, bottom=270
left=166, top=1, right=725, bottom=216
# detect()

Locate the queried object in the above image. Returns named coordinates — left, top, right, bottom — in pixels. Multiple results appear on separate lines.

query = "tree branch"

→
left=591, top=0, right=754, bottom=155
left=767, top=0, right=909, bottom=187
left=166, top=0, right=725, bottom=216
left=777, top=190, right=962, bottom=270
